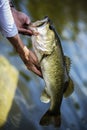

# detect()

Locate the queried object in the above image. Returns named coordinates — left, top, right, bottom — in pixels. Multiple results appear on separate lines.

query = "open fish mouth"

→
left=27, top=17, right=50, bottom=35
left=28, top=17, right=49, bottom=29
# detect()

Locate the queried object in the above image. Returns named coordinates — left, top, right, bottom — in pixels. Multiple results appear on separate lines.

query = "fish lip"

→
left=29, top=17, right=49, bottom=28
left=28, top=17, right=49, bottom=35
left=28, top=17, right=51, bottom=35
left=27, top=24, right=38, bottom=35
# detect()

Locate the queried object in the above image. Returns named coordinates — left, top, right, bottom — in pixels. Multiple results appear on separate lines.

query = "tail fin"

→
left=39, top=110, right=61, bottom=127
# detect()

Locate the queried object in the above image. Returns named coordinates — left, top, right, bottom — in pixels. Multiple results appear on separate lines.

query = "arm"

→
left=0, top=0, right=42, bottom=78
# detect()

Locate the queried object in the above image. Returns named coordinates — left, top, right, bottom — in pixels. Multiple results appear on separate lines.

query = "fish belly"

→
left=41, top=48, right=64, bottom=112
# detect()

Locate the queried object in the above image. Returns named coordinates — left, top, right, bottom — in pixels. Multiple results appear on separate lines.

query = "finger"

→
left=29, top=50, right=38, bottom=63
left=31, top=65, right=43, bottom=78
left=25, top=16, right=31, bottom=25
left=19, top=28, right=33, bottom=35
left=26, top=63, right=43, bottom=78
left=18, top=28, right=33, bottom=35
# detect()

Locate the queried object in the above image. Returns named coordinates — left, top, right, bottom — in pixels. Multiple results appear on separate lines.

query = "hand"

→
left=11, top=8, right=33, bottom=35
left=22, top=46, right=43, bottom=78
left=8, top=34, right=42, bottom=78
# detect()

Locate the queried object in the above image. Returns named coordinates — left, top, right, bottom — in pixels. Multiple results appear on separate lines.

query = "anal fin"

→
left=64, top=78, right=74, bottom=98
left=40, top=89, right=50, bottom=103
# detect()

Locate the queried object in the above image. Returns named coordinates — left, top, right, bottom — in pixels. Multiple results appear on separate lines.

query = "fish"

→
left=29, top=17, right=74, bottom=127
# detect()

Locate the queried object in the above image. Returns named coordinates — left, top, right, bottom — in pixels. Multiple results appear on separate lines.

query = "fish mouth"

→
left=28, top=16, right=51, bottom=35
left=29, top=17, right=49, bottom=28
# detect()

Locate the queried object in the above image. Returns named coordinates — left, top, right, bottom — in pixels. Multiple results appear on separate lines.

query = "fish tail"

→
left=39, top=110, right=61, bottom=127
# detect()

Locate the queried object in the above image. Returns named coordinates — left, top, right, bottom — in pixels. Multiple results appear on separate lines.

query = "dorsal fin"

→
left=64, top=56, right=71, bottom=73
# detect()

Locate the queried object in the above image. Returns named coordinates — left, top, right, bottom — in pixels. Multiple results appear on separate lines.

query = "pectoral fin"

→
left=64, top=78, right=74, bottom=98
left=40, top=89, right=50, bottom=103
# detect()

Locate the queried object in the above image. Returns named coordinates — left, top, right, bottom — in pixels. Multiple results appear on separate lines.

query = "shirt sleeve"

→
left=0, top=0, right=18, bottom=37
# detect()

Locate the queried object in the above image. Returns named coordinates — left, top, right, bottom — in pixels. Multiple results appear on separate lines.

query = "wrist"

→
left=23, top=46, right=30, bottom=61
left=7, top=35, right=30, bottom=63
left=19, top=45, right=30, bottom=65
left=7, top=34, right=24, bottom=53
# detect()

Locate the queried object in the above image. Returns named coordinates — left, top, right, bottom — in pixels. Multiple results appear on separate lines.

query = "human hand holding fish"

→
left=22, top=46, right=43, bottom=78
left=11, top=7, right=33, bottom=35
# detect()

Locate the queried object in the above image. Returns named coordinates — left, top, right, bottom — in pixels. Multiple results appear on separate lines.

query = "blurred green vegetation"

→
left=14, top=0, right=87, bottom=40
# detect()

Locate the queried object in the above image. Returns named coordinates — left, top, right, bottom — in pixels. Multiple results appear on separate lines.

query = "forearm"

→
left=7, top=34, right=24, bottom=54
left=7, top=34, right=29, bottom=62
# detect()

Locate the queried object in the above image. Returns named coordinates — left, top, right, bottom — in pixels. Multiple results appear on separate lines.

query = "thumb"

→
left=25, top=16, right=31, bottom=24
left=18, top=27, right=33, bottom=35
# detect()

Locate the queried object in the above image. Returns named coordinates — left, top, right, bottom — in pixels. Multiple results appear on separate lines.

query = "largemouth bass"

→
left=29, top=17, right=74, bottom=127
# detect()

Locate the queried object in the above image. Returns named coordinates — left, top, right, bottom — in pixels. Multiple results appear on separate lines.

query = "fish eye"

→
left=49, top=25, right=53, bottom=30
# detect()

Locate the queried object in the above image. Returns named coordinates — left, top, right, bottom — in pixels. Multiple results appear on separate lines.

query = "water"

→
left=0, top=0, right=87, bottom=130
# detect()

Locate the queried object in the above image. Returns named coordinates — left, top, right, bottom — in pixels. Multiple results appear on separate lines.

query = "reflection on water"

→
left=0, top=0, right=87, bottom=130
